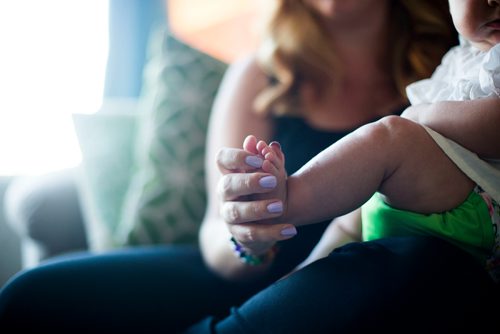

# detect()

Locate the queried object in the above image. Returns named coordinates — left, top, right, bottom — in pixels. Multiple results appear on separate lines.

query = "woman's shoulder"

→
left=225, top=54, right=269, bottom=86
left=214, top=54, right=270, bottom=106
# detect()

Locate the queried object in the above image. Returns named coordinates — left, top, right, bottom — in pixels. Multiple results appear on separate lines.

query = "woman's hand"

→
left=216, top=143, right=297, bottom=256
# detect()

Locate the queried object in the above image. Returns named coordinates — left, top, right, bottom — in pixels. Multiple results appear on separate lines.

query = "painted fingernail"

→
left=245, top=155, right=263, bottom=168
left=281, top=226, right=297, bottom=237
left=267, top=202, right=283, bottom=214
left=259, top=175, right=277, bottom=188
left=269, top=141, right=281, bottom=150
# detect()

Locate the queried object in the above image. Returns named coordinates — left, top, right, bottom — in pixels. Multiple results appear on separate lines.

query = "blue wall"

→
left=104, top=0, right=167, bottom=98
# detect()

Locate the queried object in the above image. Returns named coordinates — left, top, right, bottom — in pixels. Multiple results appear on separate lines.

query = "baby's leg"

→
left=286, top=116, right=474, bottom=223
left=375, top=117, right=474, bottom=213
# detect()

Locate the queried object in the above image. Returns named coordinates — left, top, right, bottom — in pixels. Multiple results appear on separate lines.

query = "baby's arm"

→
left=402, top=98, right=500, bottom=159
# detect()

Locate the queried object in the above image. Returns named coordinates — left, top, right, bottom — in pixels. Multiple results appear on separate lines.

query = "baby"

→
left=246, top=0, right=500, bottom=279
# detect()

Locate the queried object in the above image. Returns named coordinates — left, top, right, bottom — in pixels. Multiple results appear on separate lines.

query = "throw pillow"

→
left=72, top=100, right=139, bottom=251
left=116, top=30, right=228, bottom=246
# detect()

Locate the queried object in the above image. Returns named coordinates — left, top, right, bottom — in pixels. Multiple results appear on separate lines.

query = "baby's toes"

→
left=264, top=151, right=282, bottom=172
left=256, top=140, right=268, bottom=153
left=262, top=159, right=279, bottom=175
left=269, top=141, right=284, bottom=162
left=243, top=135, right=258, bottom=154
left=261, top=145, right=273, bottom=157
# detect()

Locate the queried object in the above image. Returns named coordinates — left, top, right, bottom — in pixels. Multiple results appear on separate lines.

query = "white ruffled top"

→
left=405, top=38, right=500, bottom=204
left=407, top=37, right=500, bottom=103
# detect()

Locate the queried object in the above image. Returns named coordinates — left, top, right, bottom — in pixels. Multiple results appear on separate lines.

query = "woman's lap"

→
left=188, top=237, right=497, bottom=334
left=0, top=237, right=497, bottom=333
left=0, top=246, right=267, bottom=333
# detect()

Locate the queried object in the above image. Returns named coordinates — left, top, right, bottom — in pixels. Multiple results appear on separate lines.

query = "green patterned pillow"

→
left=72, top=101, right=139, bottom=251
left=116, top=31, right=228, bottom=246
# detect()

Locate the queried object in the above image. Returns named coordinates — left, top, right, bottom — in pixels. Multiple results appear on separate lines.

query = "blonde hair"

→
left=254, top=0, right=457, bottom=115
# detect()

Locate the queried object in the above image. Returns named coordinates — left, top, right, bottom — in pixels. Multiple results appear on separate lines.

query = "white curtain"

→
left=0, top=0, right=109, bottom=175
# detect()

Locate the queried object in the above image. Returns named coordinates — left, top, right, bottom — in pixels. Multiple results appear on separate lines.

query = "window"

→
left=0, top=0, right=109, bottom=175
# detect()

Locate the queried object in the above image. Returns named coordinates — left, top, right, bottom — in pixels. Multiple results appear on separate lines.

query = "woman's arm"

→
left=402, top=98, right=500, bottom=159
left=200, top=56, right=294, bottom=281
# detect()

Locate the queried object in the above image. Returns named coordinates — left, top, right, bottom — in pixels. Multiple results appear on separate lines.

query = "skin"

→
left=402, top=99, right=500, bottom=159
left=244, top=0, right=500, bottom=254
left=250, top=114, right=475, bottom=231
left=448, top=0, right=500, bottom=51
left=204, top=0, right=500, bottom=280
left=304, top=0, right=388, bottom=31
left=201, top=0, right=404, bottom=280
left=228, top=0, right=500, bottom=274
left=403, top=0, right=500, bottom=160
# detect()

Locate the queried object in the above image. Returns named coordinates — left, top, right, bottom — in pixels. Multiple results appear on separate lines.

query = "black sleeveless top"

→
left=267, top=108, right=406, bottom=279
left=274, top=116, right=361, bottom=174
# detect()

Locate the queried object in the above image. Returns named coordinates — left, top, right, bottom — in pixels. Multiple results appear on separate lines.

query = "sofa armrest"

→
left=4, top=167, right=88, bottom=266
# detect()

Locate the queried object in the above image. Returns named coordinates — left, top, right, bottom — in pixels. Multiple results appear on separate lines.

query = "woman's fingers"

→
left=216, top=147, right=264, bottom=173
left=220, top=198, right=283, bottom=224
left=228, top=222, right=298, bottom=246
left=218, top=172, right=277, bottom=200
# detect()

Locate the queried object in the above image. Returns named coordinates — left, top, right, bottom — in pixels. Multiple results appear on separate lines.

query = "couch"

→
left=4, top=30, right=228, bottom=268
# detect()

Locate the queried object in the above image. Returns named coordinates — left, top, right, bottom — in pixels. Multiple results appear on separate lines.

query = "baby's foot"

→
left=244, top=140, right=287, bottom=214
left=257, top=140, right=285, bottom=176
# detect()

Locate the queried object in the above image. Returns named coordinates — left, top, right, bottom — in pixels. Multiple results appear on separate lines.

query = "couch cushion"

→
left=72, top=100, right=139, bottom=251
left=116, top=31, right=228, bottom=246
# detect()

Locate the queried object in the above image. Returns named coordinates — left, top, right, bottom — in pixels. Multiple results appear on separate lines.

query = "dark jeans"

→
left=0, top=237, right=497, bottom=333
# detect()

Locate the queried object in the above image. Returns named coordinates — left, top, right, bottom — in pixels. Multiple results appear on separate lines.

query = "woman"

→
left=201, top=0, right=462, bottom=279
left=1, top=1, right=483, bottom=333
left=201, top=0, right=457, bottom=280
left=193, top=1, right=496, bottom=332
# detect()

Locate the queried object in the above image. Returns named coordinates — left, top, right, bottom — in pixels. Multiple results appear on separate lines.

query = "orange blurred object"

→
left=168, top=0, right=263, bottom=63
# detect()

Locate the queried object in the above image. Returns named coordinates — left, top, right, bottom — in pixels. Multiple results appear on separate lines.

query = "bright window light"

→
left=0, top=0, right=109, bottom=176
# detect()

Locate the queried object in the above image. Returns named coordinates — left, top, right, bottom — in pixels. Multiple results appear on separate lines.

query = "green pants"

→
left=362, top=190, right=494, bottom=263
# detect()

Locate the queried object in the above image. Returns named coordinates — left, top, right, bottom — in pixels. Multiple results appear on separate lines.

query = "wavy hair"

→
left=254, top=0, right=457, bottom=115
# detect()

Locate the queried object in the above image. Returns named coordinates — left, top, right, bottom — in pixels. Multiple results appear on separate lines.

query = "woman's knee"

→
left=0, top=267, right=49, bottom=328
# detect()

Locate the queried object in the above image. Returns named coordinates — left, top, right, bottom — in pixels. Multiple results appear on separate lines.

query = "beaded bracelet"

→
left=230, top=236, right=278, bottom=266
